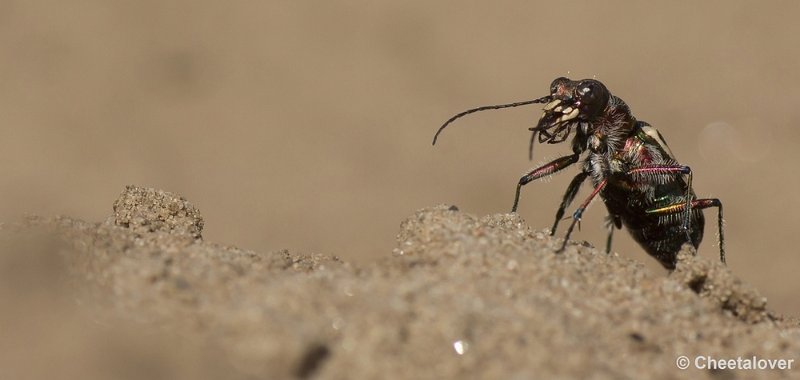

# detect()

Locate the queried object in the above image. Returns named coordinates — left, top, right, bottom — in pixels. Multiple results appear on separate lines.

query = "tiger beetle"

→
left=432, top=77, right=725, bottom=270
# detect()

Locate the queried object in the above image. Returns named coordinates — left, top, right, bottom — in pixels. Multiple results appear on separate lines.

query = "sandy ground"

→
left=2, top=2, right=800, bottom=318
left=2, top=186, right=798, bottom=379
left=2, top=2, right=800, bottom=378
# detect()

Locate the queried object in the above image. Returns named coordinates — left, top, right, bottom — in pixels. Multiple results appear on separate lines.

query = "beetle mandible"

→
left=432, top=77, right=725, bottom=269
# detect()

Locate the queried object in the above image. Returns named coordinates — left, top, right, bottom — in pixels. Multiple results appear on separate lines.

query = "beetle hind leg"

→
left=646, top=198, right=725, bottom=265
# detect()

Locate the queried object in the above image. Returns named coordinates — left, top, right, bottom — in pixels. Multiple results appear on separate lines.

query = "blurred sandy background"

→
left=1, top=1, right=798, bottom=314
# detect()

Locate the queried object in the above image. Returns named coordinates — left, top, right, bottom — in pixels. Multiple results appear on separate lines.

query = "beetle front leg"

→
left=647, top=198, right=726, bottom=265
left=512, top=153, right=580, bottom=212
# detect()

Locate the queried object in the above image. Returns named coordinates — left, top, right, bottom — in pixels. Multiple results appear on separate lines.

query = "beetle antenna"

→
left=432, top=96, right=551, bottom=145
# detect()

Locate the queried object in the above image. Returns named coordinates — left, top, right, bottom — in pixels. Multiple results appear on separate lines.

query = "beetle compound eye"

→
left=577, top=81, right=600, bottom=101
left=576, top=80, right=609, bottom=118
left=550, top=77, right=570, bottom=95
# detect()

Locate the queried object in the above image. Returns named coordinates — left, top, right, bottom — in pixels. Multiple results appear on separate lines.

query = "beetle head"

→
left=531, top=77, right=611, bottom=143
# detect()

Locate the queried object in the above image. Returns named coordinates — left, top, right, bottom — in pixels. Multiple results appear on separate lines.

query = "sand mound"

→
left=1, top=186, right=798, bottom=379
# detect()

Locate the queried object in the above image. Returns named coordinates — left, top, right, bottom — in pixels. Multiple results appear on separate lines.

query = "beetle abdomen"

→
left=624, top=210, right=705, bottom=269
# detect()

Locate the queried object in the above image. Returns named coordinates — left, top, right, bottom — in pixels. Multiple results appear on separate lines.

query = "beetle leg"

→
left=646, top=198, right=725, bottom=265
left=550, top=171, right=590, bottom=235
left=626, top=165, right=693, bottom=241
left=605, top=222, right=614, bottom=254
left=557, top=178, right=608, bottom=253
left=512, top=153, right=580, bottom=212
left=604, top=215, right=619, bottom=254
